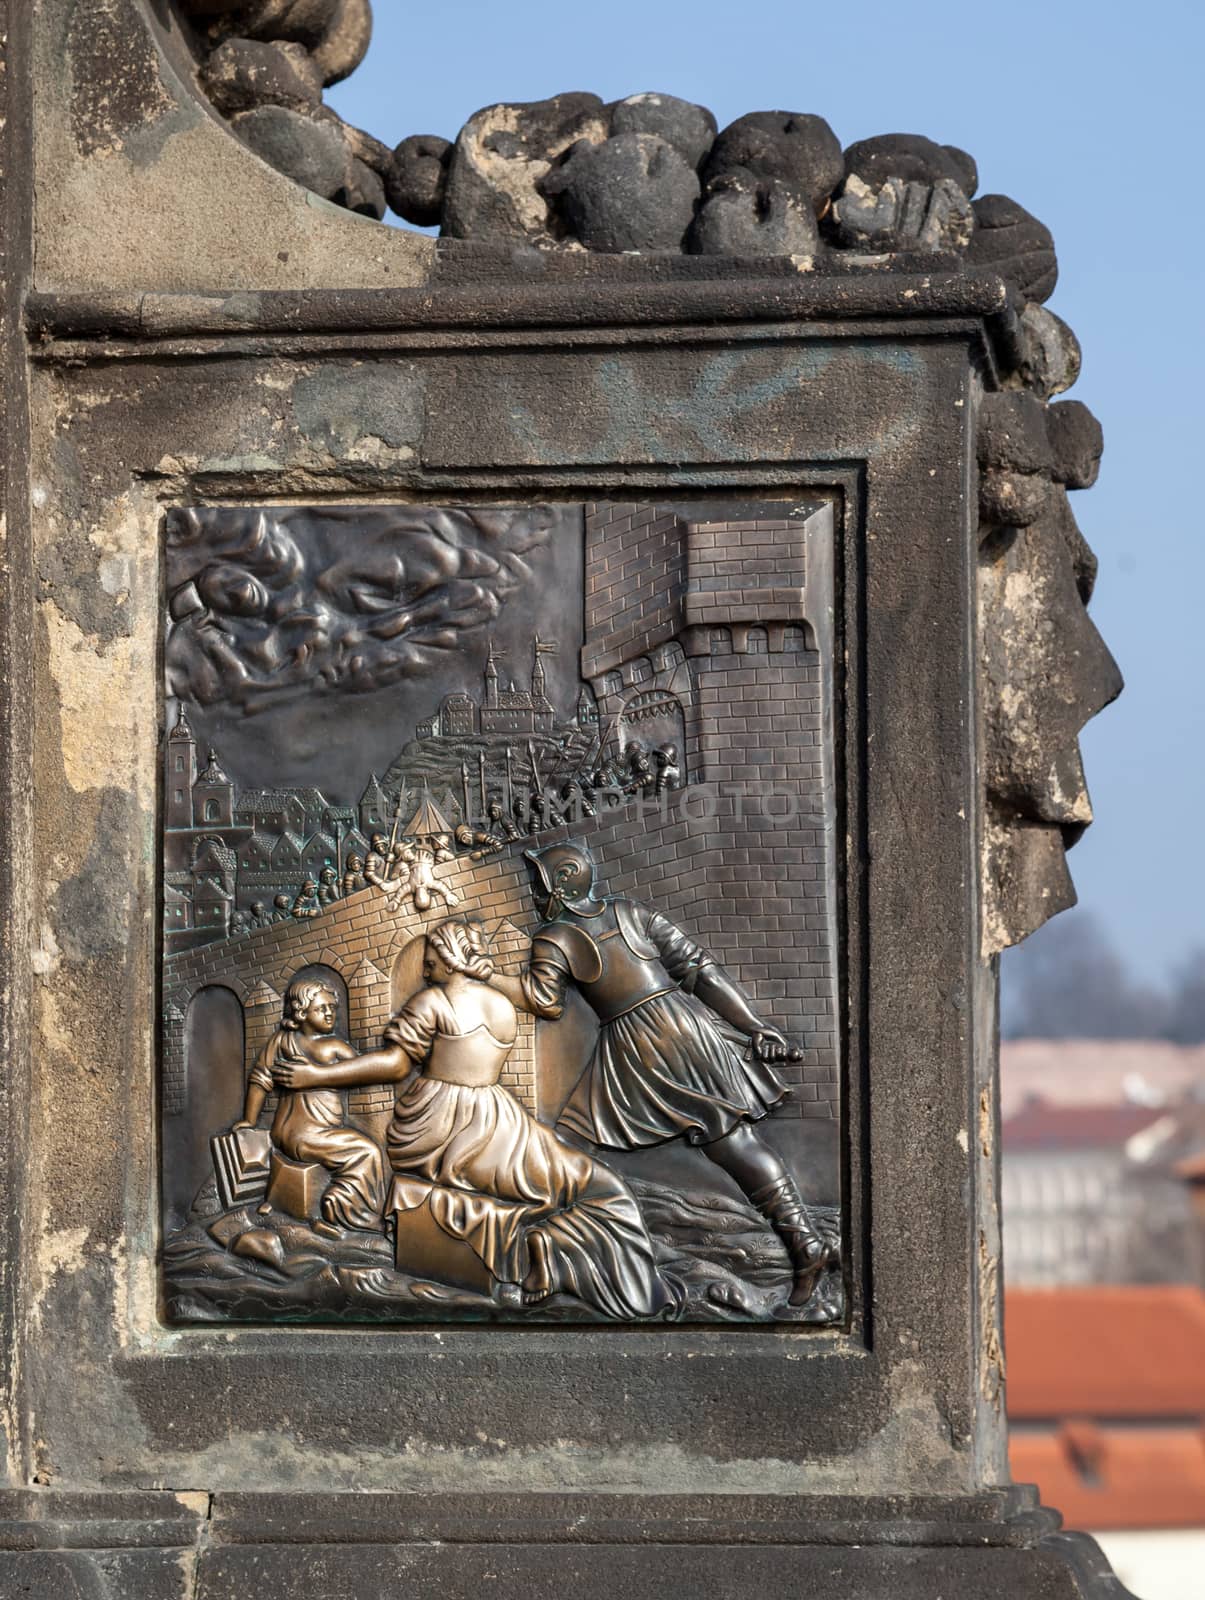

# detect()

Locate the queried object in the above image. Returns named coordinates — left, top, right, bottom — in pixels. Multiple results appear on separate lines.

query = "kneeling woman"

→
left=273, top=917, right=672, bottom=1321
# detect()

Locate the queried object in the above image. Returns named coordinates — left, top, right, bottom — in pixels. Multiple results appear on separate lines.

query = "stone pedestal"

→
left=390, top=1184, right=497, bottom=1294
left=266, top=1151, right=329, bottom=1221
left=0, top=3, right=1130, bottom=1595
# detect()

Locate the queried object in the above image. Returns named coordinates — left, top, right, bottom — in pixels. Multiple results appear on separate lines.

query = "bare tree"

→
left=1001, top=910, right=1168, bottom=1040
left=1165, top=949, right=1205, bottom=1044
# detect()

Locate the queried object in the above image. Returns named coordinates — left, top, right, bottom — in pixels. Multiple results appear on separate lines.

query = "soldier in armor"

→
left=494, top=842, right=834, bottom=1309
left=342, top=853, right=366, bottom=896
left=291, top=879, right=321, bottom=918
left=623, top=740, right=654, bottom=794
left=654, top=742, right=681, bottom=796
left=528, top=789, right=549, bottom=835
left=454, top=821, right=503, bottom=857
left=561, top=775, right=597, bottom=821
left=270, top=893, right=293, bottom=923
left=399, top=837, right=458, bottom=914
left=317, top=865, right=340, bottom=905
left=487, top=796, right=522, bottom=842
left=248, top=901, right=270, bottom=931
left=364, top=833, right=393, bottom=891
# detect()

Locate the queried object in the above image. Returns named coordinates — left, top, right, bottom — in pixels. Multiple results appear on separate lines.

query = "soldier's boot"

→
left=750, top=1174, right=831, bottom=1307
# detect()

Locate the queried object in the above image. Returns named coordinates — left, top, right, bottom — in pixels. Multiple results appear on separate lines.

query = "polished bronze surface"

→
left=161, top=501, right=842, bottom=1323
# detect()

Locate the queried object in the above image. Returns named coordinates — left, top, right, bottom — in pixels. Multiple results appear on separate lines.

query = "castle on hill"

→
left=415, top=636, right=597, bottom=743
left=163, top=636, right=600, bottom=952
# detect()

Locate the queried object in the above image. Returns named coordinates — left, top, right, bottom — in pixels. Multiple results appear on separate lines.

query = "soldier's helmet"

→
left=523, top=842, right=599, bottom=916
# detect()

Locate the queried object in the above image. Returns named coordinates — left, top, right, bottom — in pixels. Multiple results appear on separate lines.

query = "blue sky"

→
left=330, top=0, right=1205, bottom=982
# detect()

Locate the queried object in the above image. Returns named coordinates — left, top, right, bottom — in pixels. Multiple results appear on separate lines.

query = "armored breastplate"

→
left=424, top=1024, right=512, bottom=1087
left=574, top=903, right=674, bottom=1024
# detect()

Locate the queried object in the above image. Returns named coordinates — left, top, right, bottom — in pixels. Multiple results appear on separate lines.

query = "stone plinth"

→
left=0, top=1, right=1129, bottom=1595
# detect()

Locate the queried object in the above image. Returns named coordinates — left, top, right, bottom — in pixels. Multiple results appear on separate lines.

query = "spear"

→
left=386, top=784, right=405, bottom=873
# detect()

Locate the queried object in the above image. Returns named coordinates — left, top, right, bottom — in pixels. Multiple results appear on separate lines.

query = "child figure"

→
left=234, top=978, right=385, bottom=1237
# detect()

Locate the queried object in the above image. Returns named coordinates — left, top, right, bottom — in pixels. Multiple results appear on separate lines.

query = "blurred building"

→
left=1001, top=1102, right=1203, bottom=1286
left=1007, top=1285, right=1205, bottom=1529
left=1001, top=1041, right=1205, bottom=1598
left=1000, top=1039, right=1205, bottom=1120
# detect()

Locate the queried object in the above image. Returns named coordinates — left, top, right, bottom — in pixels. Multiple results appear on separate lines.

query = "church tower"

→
left=359, top=772, right=390, bottom=836
left=484, top=643, right=501, bottom=709
left=531, top=636, right=557, bottom=731
left=192, top=748, right=234, bottom=828
left=531, top=637, right=546, bottom=702
left=165, top=704, right=197, bottom=830
left=577, top=683, right=599, bottom=730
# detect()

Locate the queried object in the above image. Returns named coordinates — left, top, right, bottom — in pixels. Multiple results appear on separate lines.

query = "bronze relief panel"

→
left=160, top=499, right=843, bottom=1324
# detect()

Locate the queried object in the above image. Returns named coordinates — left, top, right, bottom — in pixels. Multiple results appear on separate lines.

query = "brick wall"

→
left=165, top=504, right=839, bottom=1135
left=536, top=651, right=837, bottom=1121
left=684, top=519, right=808, bottom=626
left=582, top=503, right=685, bottom=678
left=573, top=507, right=839, bottom=1120
left=165, top=850, right=540, bottom=1117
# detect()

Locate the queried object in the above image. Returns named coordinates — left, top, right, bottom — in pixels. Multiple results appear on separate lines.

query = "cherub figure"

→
left=401, top=838, right=459, bottom=913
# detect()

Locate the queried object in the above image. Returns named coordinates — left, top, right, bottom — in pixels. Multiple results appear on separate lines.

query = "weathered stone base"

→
left=0, top=1489, right=1135, bottom=1598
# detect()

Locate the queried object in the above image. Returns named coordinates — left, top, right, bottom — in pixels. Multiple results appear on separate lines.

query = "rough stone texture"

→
left=180, top=0, right=376, bottom=223
left=843, top=132, right=979, bottom=196
left=977, top=392, right=1053, bottom=477
left=386, top=132, right=453, bottom=225
left=0, top=2, right=1131, bottom=1593
left=310, top=0, right=373, bottom=85
left=610, top=92, right=717, bottom=168
left=1047, top=400, right=1104, bottom=489
left=688, top=170, right=820, bottom=257
left=231, top=0, right=342, bottom=47
left=34, top=0, right=431, bottom=290
left=443, top=93, right=610, bottom=243
left=232, top=104, right=384, bottom=216
left=1016, top=303, right=1083, bottom=399
left=702, top=110, right=844, bottom=216
left=18, top=306, right=996, bottom=1488
left=313, top=105, right=392, bottom=175
left=966, top=193, right=1058, bottom=302
left=0, top=1488, right=1135, bottom=1598
left=200, top=36, right=322, bottom=115
left=541, top=133, right=701, bottom=253
left=832, top=174, right=973, bottom=253
left=977, top=388, right=1122, bottom=953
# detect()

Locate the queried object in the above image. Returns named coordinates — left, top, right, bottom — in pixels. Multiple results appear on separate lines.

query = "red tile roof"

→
left=1007, top=1287, right=1205, bottom=1529
left=1002, top=1103, right=1165, bottom=1152
left=1000, top=1040, right=1205, bottom=1118
left=1006, top=1286, right=1205, bottom=1417
left=1010, top=1424, right=1205, bottom=1531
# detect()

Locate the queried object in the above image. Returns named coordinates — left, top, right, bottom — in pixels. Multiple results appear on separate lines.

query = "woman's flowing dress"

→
left=383, top=985, right=669, bottom=1319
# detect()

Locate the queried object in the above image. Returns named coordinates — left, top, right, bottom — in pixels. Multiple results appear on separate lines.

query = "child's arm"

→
left=233, top=1080, right=267, bottom=1130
